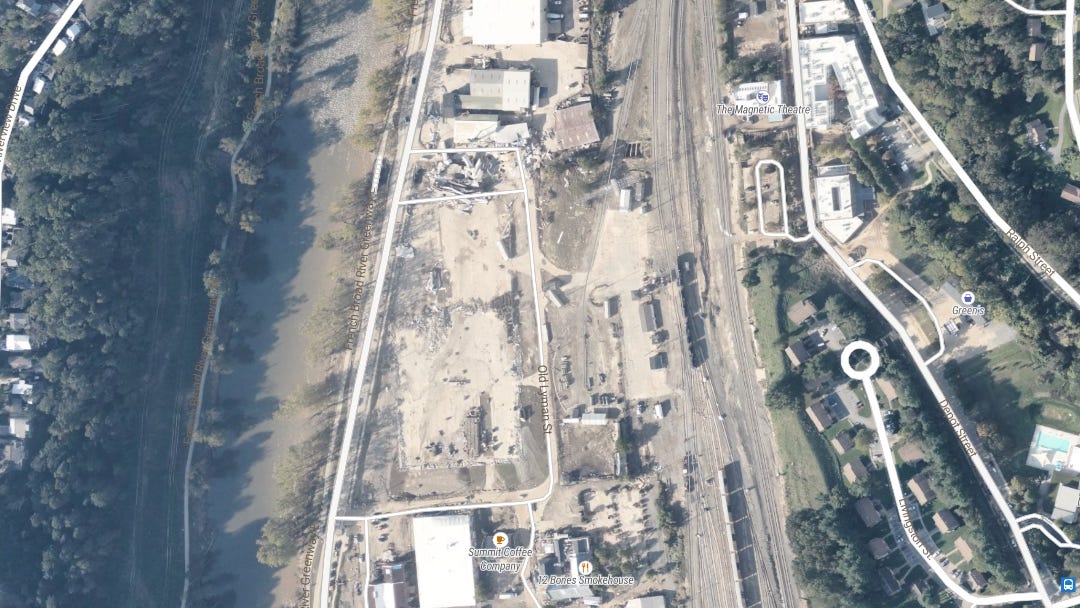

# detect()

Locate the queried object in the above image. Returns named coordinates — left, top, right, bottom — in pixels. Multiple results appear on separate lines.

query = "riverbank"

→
left=195, top=1, right=403, bottom=605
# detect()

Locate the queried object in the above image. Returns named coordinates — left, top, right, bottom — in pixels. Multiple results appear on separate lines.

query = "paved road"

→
left=644, top=0, right=800, bottom=605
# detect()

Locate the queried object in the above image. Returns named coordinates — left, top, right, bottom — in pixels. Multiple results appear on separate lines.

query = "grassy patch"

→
left=747, top=255, right=788, bottom=381
left=948, top=341, right=1080, bottom=462
left=774, top=409, right=832, bottom=510
left=886, top=219, right=947, bottom=287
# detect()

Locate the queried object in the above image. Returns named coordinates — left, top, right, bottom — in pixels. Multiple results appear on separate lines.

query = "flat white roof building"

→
left=799, top=0, right=851, bottom=25
left=731, top=80, right=785, bottom=122
left=412, top=514, right=477, bottom=608
left=4, top=335, right=31, bottom=352
left=1054, top=484, right=1080, bottom=523
left=626, top=596, right=667, bottom=608
left=8, top=416, right=29, bottom=440
left=799, top=36, right=885, bottom=138
left=814, top=165, right=863, bottom=242
left=463, top=0, right=545, bottom=46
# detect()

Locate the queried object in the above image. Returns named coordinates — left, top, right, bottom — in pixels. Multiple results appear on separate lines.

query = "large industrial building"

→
left=412, top=514, right=477, bottom=608
left=463, top=0, right=546, bottom=46
left=460, top=69, right=532, bottom=113
left=799, top=35, right=885, bottom=138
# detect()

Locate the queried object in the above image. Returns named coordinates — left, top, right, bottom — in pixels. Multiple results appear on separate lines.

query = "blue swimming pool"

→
left=1038, top=431, right=1072, bottom=453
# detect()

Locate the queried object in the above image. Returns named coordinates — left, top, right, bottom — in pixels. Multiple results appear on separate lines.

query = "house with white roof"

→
left=3, top=335, right=31, bottom=352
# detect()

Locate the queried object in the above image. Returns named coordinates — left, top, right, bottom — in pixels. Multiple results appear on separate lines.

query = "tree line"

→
left=0, top=1, right=242, bottom=605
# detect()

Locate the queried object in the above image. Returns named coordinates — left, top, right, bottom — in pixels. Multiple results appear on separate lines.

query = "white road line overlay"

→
left=854, top=0, right=1080, bottom=311
left=315, top=0, right=558, bottom=593
left=840, top=342, right=1043, bottom=605
left=787, top=0, right=1057, bottom=601
left=1003, top=0, right=1066, bottom=15
left=0, top=0, right=84, bottom=310
left=754, top=159, right=812, bottom=242
left=399, top=189, right=526, bottom=205
left=849, top=258, right=946, bottom=364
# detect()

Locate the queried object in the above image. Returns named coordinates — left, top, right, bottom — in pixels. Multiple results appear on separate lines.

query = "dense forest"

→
left=878, top=1, right=1080, bottom=278
left=0, top=1, right=230, bottom=605
left=891, top=180, right=1080, bottom=384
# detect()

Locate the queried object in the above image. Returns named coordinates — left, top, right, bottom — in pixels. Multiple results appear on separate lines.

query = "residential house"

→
left=787, top=299, right=817, bottom=326
left=832, top=429, right=855, bottom=455
left=65, top=22, right=84, bottom=41
left=3, top=335, right=31, bottom=352
left=10, top=380, right=32, bottom=405
left=1028, top=17, right=1043, bottom=37
left=1062, top=183, right=1080, bottom=204
left=923, top=2, right=948, bottom=35
left=854, top=497, right=882, bottom=527
left=2, top=440, right=24, bottom=468
left=1030, top=42, right=1048, bottom=62
left=867, top=537, right=890, bottom=560
left=968, top=570, right=988, bottom=592
left=1025, top=119, right=1049, bottom=146
left=907, top=473, right=936, bottom=505
left=932, top=509, right=962, bottom=534
left=843, top=457, right=870, bottom=483
left=785, top=340, right=811, bottom=367
left=8, top=414, right=29, bottom=440
left=7, top=313, right=28, bottom=331
left=805, top=401, right=836, bottom=432
left=16, top=0, right=42, bottom=16
left=954, top=536, right=974, bottom=563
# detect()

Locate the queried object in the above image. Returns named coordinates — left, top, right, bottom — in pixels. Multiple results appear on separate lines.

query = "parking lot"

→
left=879, top=117, right=932, bottom=179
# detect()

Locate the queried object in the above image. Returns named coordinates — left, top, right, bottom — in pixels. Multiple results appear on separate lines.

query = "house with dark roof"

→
left=867, top=537, right=890, bottom=560
left=854, top=497, right=881, bottom=527
left=1026, top=119, right=1049, bottom=146
left=805, top=401, right=836, bottom=432
left=932, top=509, right=962, bottom=533
left=907, top=473, right=936, bottom=505
left=785, top=340, right=811, bottom=367
left=843, top=457, right=870, bottom=483
left=831, top=429, right=855, bottom=455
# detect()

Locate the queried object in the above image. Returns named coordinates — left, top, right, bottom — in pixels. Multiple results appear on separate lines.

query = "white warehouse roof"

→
left=463, top=0, right=545, bottom=46
left=412, top=514, right=477, bottom=608
left=799, top=36, right=884, bottom=138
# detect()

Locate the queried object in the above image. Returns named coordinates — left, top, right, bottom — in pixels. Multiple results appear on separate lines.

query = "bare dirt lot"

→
left=346, top=194, right=551, bottom=513
left=389, top=197, right=538, bottom=468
